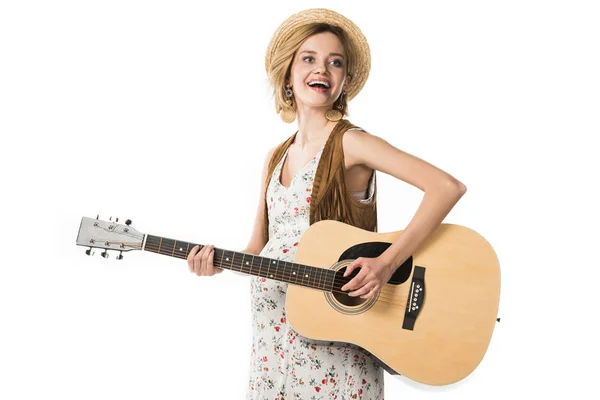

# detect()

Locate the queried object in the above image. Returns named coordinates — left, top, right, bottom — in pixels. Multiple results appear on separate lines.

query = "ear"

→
left=345, top=74, right=352, bottom=88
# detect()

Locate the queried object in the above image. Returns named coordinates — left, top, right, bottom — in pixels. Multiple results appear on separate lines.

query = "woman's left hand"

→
left=341, top=256, right=396, bottom=299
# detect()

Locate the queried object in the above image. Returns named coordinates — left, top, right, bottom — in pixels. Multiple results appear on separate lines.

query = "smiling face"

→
left=287, top=31, right=351, bottom=110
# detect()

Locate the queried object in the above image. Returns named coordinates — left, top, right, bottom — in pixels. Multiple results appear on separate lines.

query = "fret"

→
left=249, top=254, right=256, bottom=275
left=266, top=258, right=274, bottom=280
left=145, top=235, right=160, bottom=253
left=304, top=265, right=312, bottom=289
left=257, top=256, right=264, bottom=278
left=185, top=242, right=190, bottom=259
left=321, top=269, right=328, bottom=291
left=272, top=259, right=279, bottom=280
left=172, top=240, right=181, bottom=259
left=172, top=240, right=186, bottom=259
left=158, top=237, right=163, bottom=254
left=242, top=253, right=251, bottom=274
left=294, top=263, right=300, bottom=285
left=224, top=250, right=234, bottom=271
left=286, top=261, right=293, bottom=284
left=317, top=267, right=325, bottom=291
left=213, top=248, right=222, bottom=267
left=227, top=251, right=235, bottom=271
left=271, top=259, right=278, bottom=280
left=239, top=253, right=245, bottom=273
left=289, top=261, right=295, bottom=284
left=247, top=254, right=254, bottom=274
left=241, top=251, right=249, bottom=273
left=281, top=260, right=288, bottom=282
left=300, top=264, right=307, bottom=287
left=314, top=266, right=321, bottom=290
left=326, top=270, right=334, bottom=292
left=145, top=235, right=155, bottom=249
left=284, top=261, right=292, bottom=284
left=237, top=252, right=244, bottom=273
left=277, top=259, right=284, bottom=281
left=162, top=238, right=175, bottom=256
left=304, top=266, right=311, bottom=287
left=290, top=261, right=299, bottom=285
left=246, top=254, right=253, bottom=274
left=237, top=252, right=245, bottom=273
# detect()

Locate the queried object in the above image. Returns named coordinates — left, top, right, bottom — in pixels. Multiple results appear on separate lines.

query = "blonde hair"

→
left=267, top=23, right=357, bottom=119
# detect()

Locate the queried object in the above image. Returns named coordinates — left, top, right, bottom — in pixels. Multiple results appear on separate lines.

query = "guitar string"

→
left=137, top=242, right=412, bottom=305
left=142, top=241, right=384, bottom=289
left=99, top=241, right=408, bottom=306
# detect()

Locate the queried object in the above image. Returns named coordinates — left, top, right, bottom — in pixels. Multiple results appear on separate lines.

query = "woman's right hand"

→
left=187, top=244, right=223, bottom=276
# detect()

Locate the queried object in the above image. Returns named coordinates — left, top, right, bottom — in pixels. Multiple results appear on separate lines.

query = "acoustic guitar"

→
left=75, top=216, right=500, bottom=386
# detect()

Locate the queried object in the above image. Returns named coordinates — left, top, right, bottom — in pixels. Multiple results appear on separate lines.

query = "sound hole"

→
left=332, top=267, right=369, bottom=307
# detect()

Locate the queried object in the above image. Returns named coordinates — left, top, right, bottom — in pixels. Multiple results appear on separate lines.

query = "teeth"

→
left=308, top=81, right=330, bottom=88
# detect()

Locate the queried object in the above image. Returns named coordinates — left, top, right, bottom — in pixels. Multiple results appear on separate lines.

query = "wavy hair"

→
left=267, top=23, right=357, bottom=119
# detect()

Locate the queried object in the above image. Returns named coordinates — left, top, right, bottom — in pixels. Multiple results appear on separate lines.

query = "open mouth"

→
left=307, top=82, right=330, bottom=93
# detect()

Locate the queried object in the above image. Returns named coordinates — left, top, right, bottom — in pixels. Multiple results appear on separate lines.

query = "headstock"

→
left=76, top=216, right=145, bottom=259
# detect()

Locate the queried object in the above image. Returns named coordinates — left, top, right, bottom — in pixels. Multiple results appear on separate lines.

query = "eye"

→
left=302, top=56, right=343, bottom=67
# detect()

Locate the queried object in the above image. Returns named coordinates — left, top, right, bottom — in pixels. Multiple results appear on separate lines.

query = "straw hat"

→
left=265, top=8, right=371, bottom=101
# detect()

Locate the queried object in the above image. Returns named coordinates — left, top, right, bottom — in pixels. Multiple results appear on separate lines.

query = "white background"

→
left=1, top=0, right=599, bottom=398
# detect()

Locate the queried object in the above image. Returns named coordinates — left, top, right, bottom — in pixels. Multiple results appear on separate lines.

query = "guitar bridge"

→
left=402, top=266, right=425, bottom=331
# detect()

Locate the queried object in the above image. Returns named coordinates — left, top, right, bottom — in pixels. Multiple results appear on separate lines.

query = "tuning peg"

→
left=115, top=217, right=119, bottom=223
left=116, top=251, right=124, bottom=260
left=101, top=250, right=109, bottom=259
left=96, top=214, right=99, bottom=220
left=125, top=219, right=132, bottom=226
left=85, top=247, right=94, bottom=256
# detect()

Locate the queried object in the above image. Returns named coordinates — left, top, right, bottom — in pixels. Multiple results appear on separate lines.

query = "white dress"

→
left=247, top=133, right=384, bottom=400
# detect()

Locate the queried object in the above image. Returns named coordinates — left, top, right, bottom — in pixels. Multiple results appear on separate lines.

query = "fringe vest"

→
left=263, top=119, right=378, bottom=245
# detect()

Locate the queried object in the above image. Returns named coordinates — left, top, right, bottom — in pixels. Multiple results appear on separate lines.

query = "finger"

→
left=187, top=245, right=200, bottom=272
left=200, top=245, right=212, bottom=275
left=341, top=269, right=367, bottom=292
left=207, top=245, right=217, bottom=275
left=360, top=284, right=380, bottom=299
left=349, top=281, right=377, bottom=298
left=194, top=245, right=208, bottom=276
left=343, top=258, right=362, bottom=277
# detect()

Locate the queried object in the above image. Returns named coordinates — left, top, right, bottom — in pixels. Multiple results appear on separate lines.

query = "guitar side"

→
left=286, top=220, right=501, bottom=386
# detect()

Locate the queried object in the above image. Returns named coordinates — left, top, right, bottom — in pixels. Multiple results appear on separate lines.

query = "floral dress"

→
left=247, top=139, right=384, bottom=400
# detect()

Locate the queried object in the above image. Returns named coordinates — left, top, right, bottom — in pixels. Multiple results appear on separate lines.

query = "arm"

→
left=341, top=129, right=467, bottom=297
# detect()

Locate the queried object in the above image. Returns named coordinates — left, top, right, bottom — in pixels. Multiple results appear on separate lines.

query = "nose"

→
left=312, top=59, right=329, bottom=74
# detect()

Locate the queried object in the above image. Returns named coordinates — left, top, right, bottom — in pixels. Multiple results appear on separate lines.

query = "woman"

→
left=187, top=8, right=467, bottom=399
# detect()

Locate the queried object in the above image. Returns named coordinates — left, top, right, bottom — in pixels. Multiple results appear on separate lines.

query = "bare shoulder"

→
left=266, top=145, right=276, bottom=161
left=342, top=127, right=466, bottom=192
left=341, top=127, right=383, bottom=167
left=261, top=146, right=277, bottom=179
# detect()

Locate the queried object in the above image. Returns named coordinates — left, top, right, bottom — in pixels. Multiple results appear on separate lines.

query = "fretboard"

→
left=143, top=234, right=336, bottom=292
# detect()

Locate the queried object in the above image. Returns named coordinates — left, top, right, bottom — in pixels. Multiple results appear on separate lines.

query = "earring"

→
left=285, top=85, right=293, bottom=98
left=325, top=90, right=345, bottom=122
left=281, top=85, right=296, bottom=123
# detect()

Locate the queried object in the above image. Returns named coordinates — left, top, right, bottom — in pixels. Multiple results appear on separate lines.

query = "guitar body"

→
left=286, top=220, right=500, bottom=386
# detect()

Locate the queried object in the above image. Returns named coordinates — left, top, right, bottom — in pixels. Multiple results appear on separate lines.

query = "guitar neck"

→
left=143, top=234, right=336, bottom=292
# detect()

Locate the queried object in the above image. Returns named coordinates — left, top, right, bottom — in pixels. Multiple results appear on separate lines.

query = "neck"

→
left=142, top=234, right=338, bottom=292
left=294, top=106, right=337, bottom=146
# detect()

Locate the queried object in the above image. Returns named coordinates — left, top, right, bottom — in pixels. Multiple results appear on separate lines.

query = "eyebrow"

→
left=300, top=50, right=345, bottom=59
